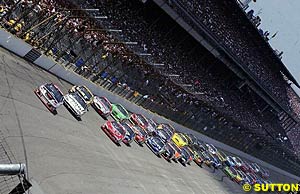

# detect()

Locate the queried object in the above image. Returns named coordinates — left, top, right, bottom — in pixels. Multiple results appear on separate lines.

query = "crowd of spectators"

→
left=2, top=0, right=300, bottom=167
left=166, top=0, right=300, bottom=117
left=80, top=0, right=299, bottom=144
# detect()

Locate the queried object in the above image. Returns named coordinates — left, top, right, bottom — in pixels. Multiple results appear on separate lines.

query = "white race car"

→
left=92, top=96, right=112, bottom=118
left=63, top=92, right=88, bottom=118
left=34, top=83, right=64, bottom=113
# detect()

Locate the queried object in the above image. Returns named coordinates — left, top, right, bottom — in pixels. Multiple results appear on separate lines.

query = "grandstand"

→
left=1, top=0, right=300, bottom=177
left=65, top=0, right=300, bottom=175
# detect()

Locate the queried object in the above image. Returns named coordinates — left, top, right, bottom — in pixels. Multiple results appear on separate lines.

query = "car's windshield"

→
left=148, top=119, right=157, bottom=128
left=160, top=130, right=170, bottom=139
left=189, top=134, right=197, bottom=143
left=99, top=97, right=111, bottom=109
left=153, top=138, right=164, bottom=147
left=72, top=93, right=87, bottom=109
left=163, top=124, right=174, bottom=135
left=235, top=157, right=243, bottom=163
left=219, top=151, right=226, bottom=158
left=79, top=86, right=92, bottom=100
left=137, top=114, right=148, bottom=125
left=45, top=83, right=63, bottom=102
left=247, top=174, right=254, bottom=181
left=209, top=144, right=217, bottom=151
left=112, top=122, right=125, bottom=135
left=179, top=133, right=188, bottom=143
left=170, top=143, right=181, bottom=153
left=116, top=104, right=128, bottom=116
left=228, top=156, right=235, bottom=164
left=230, top=167, right=237, bottom=175
left=260, top=168, right=268, bottom=174
left=121, top=123, right=134, bottom=135
left=135, top=126, right=147, bottom=136
left=238, top=171, right=246, bottom=178
left=181, top=148, right=188, bottom=157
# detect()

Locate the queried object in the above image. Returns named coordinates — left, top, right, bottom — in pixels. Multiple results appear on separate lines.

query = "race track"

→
left=0, top=47, right=296, bottom=194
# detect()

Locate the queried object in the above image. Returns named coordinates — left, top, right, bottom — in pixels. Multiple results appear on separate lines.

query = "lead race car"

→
left=63, top=91, right=88, bottom=118
left=34, top=83, right=64, bottom=113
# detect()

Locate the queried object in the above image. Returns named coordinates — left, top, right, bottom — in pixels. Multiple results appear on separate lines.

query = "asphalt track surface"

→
left=0, top=47, right=296, bottom=194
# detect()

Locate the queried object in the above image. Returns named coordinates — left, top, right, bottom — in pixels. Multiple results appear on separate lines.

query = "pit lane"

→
left=0, top=47, right=296, bottom=194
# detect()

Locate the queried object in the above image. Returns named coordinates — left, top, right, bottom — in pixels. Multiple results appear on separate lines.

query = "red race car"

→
left=133, top=125, right=148, bottom=146
left=130, top=114, right=149, bottom=130
left=101, top=121, right=126, bottom=145
left=92, top=96, right=112, bottom=119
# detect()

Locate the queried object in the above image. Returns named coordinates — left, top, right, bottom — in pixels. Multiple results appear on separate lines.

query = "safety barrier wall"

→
left=0, top=29, right=32, bottom=57
left=0, top=28, right=299, bottom=181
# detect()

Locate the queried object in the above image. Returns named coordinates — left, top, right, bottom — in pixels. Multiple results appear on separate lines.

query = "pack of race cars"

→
left=35, top=83, right=278, bottom=191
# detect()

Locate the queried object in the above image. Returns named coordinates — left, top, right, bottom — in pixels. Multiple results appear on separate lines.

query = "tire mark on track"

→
left=2, top=57, right=30, bottom=180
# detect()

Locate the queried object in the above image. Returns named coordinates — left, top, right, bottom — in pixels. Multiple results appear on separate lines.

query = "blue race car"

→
left=120, top=122, right=136, bottom=145
left=146, top=136, right=166, bottom=156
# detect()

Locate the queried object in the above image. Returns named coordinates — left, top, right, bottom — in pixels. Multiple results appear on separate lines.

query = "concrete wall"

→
left=0, top=29, right=32, bottom=57
left=0, top=28, right=299, bottom=181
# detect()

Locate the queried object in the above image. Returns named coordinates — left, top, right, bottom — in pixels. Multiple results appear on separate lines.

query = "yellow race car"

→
left=171, top=132, right=189, bottom=147
left=69, top=85, right=94, bottom=105
left=216, top=150, right=227, bottom=163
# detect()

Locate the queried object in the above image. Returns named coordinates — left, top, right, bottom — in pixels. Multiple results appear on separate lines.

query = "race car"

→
left=236, top=170, right=251, bottom=185
left=224, top=156, right=238, bottom=167
left=146, top=118, right=158, bottom=134
left=130, top=113, right=148, bottom=129
left=111, top=103, right=129, bottom=121
left=223, top=166, right=240, bottom=182
left=183, top=133, right=198, bottom=145
left=207, top=152, right=222, bottom=169
left=216, top=150, right=228, bottom=164
left=205, top=144, right=218, bottom=155
left=34, top=83, right=64, bottom=113
left=120, top=122, right=136, bottom=145
left=69, top=85, right=94, bottom=105
left=194, top=141, right=208, bottom=152
left=101, top=120, right=126, bottom=145
left=178, top=146, right=193, bottom=165
left=171, top=132, right=189, bottom=147
left=92, top=96, right=112, bottom=118
left=161, top=143, right=176, bottom=161
left=167, top=142, right=182, bottom=161
left=247, top=172, right=263, bottom=185
left=243, top=161, right=255, bottom=173
left=146, top=136, right=166, bottom=156
left=232, top=156, right=244, bottom=168
left=157, top=123, right=175, bottom=136
left=133, top=125, right=148, bottom=145
left=63, top=92, right=88, bottom=118
left=156, top=128, right=172, bottom=143
left=200, top=151, right=212, bottom=166
left=245, top=172, right=257, bottom=185
left=185, top=146, right=204, bottom=166
left=249, top=162, right=261, bottom=173
left=257, top=167, right=270, bottom=179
